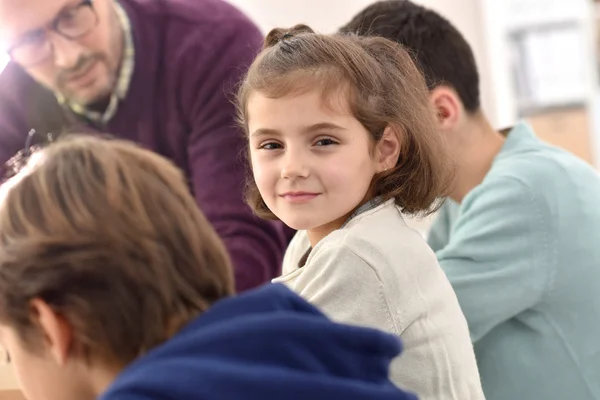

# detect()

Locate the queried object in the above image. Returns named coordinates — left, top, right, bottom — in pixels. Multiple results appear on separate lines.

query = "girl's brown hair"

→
left=236, top=24, right=453, bottom=219
left=0, top=135, right=234, bottom=366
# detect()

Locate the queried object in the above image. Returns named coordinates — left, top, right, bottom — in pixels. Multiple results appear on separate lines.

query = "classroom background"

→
left=0, top=0, right=597, bottom=398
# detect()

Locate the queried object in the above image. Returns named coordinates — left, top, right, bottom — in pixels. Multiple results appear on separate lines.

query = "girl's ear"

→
left=375, top=125, right=401, bottom=172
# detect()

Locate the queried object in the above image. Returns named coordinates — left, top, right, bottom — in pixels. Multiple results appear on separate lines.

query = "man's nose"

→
left=48, top=32, right=84, bottom=70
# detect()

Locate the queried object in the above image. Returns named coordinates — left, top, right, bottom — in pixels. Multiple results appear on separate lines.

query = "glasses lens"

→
left=56, top=4, right=96, bottom=39
left=10, top=3, right=97, bottom=67
left=10, top=34, right=50, bottom=66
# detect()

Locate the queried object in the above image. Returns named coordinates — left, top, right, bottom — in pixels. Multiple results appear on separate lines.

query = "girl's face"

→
left=248, top=89, right=386, bottom=244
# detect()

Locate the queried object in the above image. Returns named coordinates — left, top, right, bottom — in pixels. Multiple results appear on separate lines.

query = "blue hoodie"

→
left=99, top=284, right=417, bottom=400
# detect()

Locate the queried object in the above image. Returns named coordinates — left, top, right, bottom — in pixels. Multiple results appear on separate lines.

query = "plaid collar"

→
left=57, top=1, right=135, bottom=125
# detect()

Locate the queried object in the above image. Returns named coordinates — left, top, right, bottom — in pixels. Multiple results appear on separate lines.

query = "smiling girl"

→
left=236, top=25, right=484, bottom=399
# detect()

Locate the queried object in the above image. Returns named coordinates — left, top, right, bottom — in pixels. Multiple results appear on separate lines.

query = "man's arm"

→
left=436, top=176, right=555, bottom=342
left=180, top=16, right=288, bottom=292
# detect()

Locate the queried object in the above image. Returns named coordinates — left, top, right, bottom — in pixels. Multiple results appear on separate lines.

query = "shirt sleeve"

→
left=294, top=240, right=397, bottom=335
left=180, top=19, right=288, bottom=292
left=436, top=176, right=555, bottom=342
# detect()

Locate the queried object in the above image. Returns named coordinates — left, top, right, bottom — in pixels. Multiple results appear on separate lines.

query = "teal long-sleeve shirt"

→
left=428, top=122, right=600, bottom=400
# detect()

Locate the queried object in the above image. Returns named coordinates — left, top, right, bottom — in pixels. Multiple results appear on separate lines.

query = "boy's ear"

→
left=375, top=125, right=401, bottom=172
left=429, top=85, right=463, bottom=131
left=29, top=298, right=73, bottom=365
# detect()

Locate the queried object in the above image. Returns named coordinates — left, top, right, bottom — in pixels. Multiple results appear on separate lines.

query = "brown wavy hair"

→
left=0, top=135, right=234, bottom=366
left=236, top=24, right=453, bottom=220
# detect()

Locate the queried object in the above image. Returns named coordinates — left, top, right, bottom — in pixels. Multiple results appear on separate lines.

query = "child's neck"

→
left=306, top=197, right=380, bottom=247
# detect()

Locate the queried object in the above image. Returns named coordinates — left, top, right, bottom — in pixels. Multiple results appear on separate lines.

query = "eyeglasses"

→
left=7, top=0, right=98, bottom=67
left=2, top=130, right=55, bottom=183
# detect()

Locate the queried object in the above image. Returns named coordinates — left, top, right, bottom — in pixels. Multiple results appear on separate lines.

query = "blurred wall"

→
left=225, top=0, right=496, bottom=126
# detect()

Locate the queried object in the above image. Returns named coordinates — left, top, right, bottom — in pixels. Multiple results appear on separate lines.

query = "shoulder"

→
left=487, top=133, right=600, bottom=207
left=460, top=173, right=551, bottom=235
left=310, top=205, right=449, bottom=325
left=343, top=201, right=433, bottom=252
left=320, top=202, right=438, bottom=275
left=127, top=0, right=262, bottom=100
left=450, top=171, right=556, bottom=274
left=153, top=0, right=255, bottom=25
left=125, top=0, right=263, bottom=116
left=465, top=156, right=599, bottom=237
left=126, top=0, right=262, bottom=50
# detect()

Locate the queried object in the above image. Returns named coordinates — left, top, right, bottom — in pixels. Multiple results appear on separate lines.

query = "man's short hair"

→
left=341, top=0, right=481, bottom=112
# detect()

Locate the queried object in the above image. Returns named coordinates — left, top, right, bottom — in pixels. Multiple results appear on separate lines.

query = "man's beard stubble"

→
left=55, top=53, right=115, bottom=110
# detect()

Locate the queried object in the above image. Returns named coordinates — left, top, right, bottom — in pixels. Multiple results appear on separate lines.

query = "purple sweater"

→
left=0, top=0, right=293, bottom=292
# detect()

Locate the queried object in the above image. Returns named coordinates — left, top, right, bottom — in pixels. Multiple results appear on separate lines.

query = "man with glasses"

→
left=0, top=0, right=291, bottom=293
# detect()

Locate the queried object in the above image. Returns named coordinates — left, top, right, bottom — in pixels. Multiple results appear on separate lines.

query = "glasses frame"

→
left=7, top=0, right=98, bottom=67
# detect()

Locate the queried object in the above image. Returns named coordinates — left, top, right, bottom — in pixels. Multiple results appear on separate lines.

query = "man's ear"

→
left=29, top=298, right=73, bottom=365
left=429, top=86, right=463, bottom=131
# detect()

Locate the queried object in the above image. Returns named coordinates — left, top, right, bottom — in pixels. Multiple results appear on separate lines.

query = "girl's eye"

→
left=315, top=138, right=338, bottom=146
left=258, top=142, right=283, bottom=150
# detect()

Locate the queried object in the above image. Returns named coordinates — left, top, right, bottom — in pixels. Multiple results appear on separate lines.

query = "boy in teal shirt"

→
left=343, top=1, right=600, bottom=399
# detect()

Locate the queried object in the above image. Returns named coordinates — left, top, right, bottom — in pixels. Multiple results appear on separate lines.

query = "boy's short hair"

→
left=341, top=0, right=481, bottom=113
left=0, top=135, right=234, bottom=366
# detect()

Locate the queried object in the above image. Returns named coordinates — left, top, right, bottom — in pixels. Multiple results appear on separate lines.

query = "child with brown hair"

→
left=0, top=135, right=419, bottom=400
left=237, top=25, right=484, bottom=399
